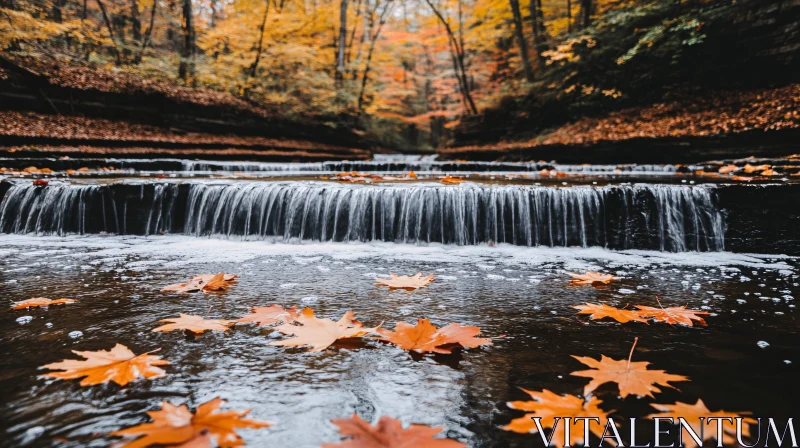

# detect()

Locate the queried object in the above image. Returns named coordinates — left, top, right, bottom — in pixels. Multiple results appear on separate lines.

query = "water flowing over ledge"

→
left=0, top=180, right=725, bottom=251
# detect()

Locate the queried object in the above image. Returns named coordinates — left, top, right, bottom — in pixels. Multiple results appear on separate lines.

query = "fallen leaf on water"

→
left=12, top=297, right=76, bottom=310
left=570, top=337, right=688, bottom=398
left=718, top=164, right=739, bottom=174
left=161, top=273, right=239, bottom=294
left=635, top=304, right=709, bottom=327
left=503, top=389, right=610, bottom=448
left=32, top=179, right=49, bottom=186
left=732, top=175, right=754, bottom=181
left=743, top=163, right=770, bottom=174
left=440, top=176, right=465, bottom=184
left=573, top=303, right=647, bottom=323
left=375, top=272, right=435, bottom=291
left=269, top=308, right=379, bottom=352
left=408, top=170, right=418, bottom=179
left=760, top=168, right=778, bottom=176
left=112, top=398, right=270, bottom=448
left=567, top=271, right=616, bottom=285
left=41, top=344, right=168, bottom=386
left=323, top=414, right=465, bottom=447
left=646, top=399, right=755, bottom=448
left=377, top=318, right=492, bottom=354
left=237, top=305, right=300, bottom=327
left=152, top=314, right=234, bottom=335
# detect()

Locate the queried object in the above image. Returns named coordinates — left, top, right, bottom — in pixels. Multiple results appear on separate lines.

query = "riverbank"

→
left=438, top=84, right=800, bottom=163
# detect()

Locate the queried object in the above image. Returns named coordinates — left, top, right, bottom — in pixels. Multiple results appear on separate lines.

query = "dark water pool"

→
left=0, top=235, right=797, bottom=447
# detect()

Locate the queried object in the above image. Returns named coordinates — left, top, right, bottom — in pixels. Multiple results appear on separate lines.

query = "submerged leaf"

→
left=375, top=273, right=435, bottom=291
left=324, top=414, right=465, bottom=447
left=567, top=271, right=616, bottom=285
left=152, top=314, right=234, bottom=335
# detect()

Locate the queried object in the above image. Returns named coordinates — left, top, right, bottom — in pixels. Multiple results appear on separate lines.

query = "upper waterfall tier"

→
left=0, top=180, right=725, bottom=251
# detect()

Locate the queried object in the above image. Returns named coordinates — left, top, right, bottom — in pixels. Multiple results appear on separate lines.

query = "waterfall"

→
left=0, top=180, right=725, bottom=251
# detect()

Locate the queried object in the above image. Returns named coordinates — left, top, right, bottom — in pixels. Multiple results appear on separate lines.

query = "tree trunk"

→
left=52, top=0, right=65, bottom=22
left=357, top=0, right=394, bottom=111
left=130, top=0, right=142, bottom=42
left=248, top=0, right=271, bottom=79
left=135, top=0, right=158, bottom=63
left=179, top=0, right=195, bottom=82
left=566, top=0, right=572, bottom=33
left=508, top=0, right=533, bottom=81
left=579, top=0, right=592, bottom=29
left=336, top=0, right=349, bottom=80
left=529, top=0, right=547, bottom=63
left=96, top=0, right=123, bottom=65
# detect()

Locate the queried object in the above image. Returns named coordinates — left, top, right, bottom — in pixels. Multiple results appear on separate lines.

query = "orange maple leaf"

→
left=567, top=271, right=616, bottom=285
left=375, top=273, right=435, bottom=291
left=161, top=273, right=239, bottom=294
left=503, top=389, right=610, bottom=448
left=237, top=305, right=300, bottom=327
left=41, top=344, right=168, bottom=387
left=440, top=176, right=465, bottom=184
left=573, top=303, right=647, bottom=323
left=377, top=318, right=492, bottom=354
left=646, top=399, right=756, bottom=448
left=269, top=308, right=379, bottom=352
left=112, top=398, right=270, bottom=448
left=12, top=297, right=76, bottom=310
left=634, top=304, right=709, bottom=327
left=570, top=338, right=688, bottom=398
left=323, top=414, right=465, bottom=447
left=717, top=164, right=739, bottom=174
left=742, top=163, right=770, bottom=174
left=152, top=314, right=234, bottom=335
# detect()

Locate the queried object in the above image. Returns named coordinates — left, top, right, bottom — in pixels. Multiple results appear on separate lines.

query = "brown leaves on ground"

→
left=646, top=399, right=756, bottom=448
left=324, top=414, right=464, bottom=448
left=573, top=303, right=647, bottom=323
left=377, top=318, right=492, bottom=354
left=112, top=398, right=270, bottom=448
left=570, top=338, right=688, bottom=398
left=635, top=304, right=709, bottom=327
left=237, top=305, right=300, bottom=327
left=504, top=389, right=609, bottom=448
left=153, top=314, right=234, bottom=335
left=161, top=273, right=239, bottom=294
left=269, top=308, right=379, bottom=352
left=375, top=273, right=435, bottom=291
left=568, top=271, right=616, bottom=285
left=41, top=344, right=168, bottom=387
left=12, top=297, right=76, bottom=310
left=439, top=176, right=466, bottom=184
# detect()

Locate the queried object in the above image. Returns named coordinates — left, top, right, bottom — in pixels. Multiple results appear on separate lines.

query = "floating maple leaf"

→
left=41, top=344, right=168, bottom=387
left=743, top=163, right=770, bottom=174
left=161, top=273, right=239, bottom=294
left=646, top=399, right=756, bottom=448
left=717, top=164, right=739, bottom=174
left=153, top=314, right=234, bottom=335
left=504, top=389, right=610, bottom=448
left=573, top=303, right=647, bottom=323
left=567, top=271, right=616, bottom=285
left=237, top=305, right=300, bottom=327
left=377, top=318, right=492, bottom=354
left=440, top=176, right=465, bottom=184
left=269, top=308, right=378, bottom=352
left=375, top=273, right=435, bottom=291
left=323, top=414, right=465, bottom=447
left=570, top=338, right=688, bottom=398
left=635, top=304, right=709, bottom=327
left=12, top=297, right=76, bottom=310
left=112, top=398, right=270, bottom=448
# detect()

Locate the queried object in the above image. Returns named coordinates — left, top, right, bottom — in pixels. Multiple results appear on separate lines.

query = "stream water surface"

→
left=0, top=159, right=798, bottom=447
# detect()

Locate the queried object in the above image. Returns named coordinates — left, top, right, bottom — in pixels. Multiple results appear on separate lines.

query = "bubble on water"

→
left=477, top=264, right=495, bottom=271
left=45, top=322, right=53, bottom=328
left=68, top=331, right=83, bottom=339
left=486, top=274, right=505, bottom=280
left=21, top=426, right=45, bottom=444
left=783, top=295, right=794, bottom=301
left=618, top=289, right=635, bottom=294
left=279, top=283, right=297, bottom=289
left=300, top=296, right=321, bottom=304
left=438, top=275, right=457, bottom=280
left=16, top=316, right=33, bottom=325
left=507, top=278, right=520, bottom=282
left=785, top=360, right=792, bottom=364
left=737, top=299, right=747, bottom=304
left=757, top=341, right=770, bottom=348
left=362, top=273, right=378, bottom=277
left=776, top=312, right=784, bottom=315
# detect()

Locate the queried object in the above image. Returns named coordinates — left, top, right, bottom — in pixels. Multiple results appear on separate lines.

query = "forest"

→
left=2, top=0, right=796, bottom=153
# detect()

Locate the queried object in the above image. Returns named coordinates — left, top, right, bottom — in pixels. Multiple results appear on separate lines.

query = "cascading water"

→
left=0, top=180, right=725, bottom=251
